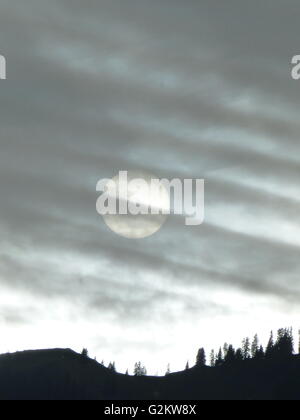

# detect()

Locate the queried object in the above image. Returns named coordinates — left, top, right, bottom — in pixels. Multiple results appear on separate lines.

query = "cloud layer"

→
left=0, top=0, right=300, bottom=373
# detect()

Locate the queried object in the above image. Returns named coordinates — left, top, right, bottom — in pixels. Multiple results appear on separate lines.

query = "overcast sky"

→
left=0, top=0, right=300, bottom=374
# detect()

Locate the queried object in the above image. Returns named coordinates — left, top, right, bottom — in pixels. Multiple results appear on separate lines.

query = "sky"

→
left=0, top=0, right=300, bottom=375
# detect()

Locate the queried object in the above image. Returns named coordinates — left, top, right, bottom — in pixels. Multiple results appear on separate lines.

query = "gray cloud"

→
left=0, top=0, right=300, bottom=371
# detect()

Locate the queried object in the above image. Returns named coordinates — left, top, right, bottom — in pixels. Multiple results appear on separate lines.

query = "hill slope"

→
left=0, top=349, right=299, bottom=400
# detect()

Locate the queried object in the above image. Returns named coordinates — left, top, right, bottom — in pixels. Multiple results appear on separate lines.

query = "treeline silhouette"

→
left=93, top=327, right=296, bottom=375
left=198, top=328, right=295, bottom=368
left=0, top=327, right=299, bottom=399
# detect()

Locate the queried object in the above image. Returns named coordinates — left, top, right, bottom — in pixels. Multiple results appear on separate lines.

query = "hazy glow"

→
left=102, top=171, right=170, bottom=239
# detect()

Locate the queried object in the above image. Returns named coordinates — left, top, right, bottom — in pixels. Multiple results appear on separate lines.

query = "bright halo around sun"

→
left=102, top=171, right=170, bottom=239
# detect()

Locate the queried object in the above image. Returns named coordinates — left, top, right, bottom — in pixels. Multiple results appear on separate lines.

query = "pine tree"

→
left=224, top=345, right=236, bottom=364
left=215, top=348, right=224, bottom=367
left=108, top=362, right=116, bottom=372
left=134, top=362, right=139, bottom=376
left=251, top=334, right=259, bottom=359
left=256, top=345, right=265, bottom=360
left=165, top=364, right=171, bottom=375
left=242, top=338, right=250, bottom=360
left=265, top=331, right=275, bottom=359
left=210, top=350, right=215, bottom=367
left=196, top=348, right=206, bottom=367
left=235, top=348, right=243, bottom=362
left=81, top=348, right=88, bottom=358
left=223, top=343, right=229, bottom=359
left=185, top=361, right=190, bottom=370
left=134, top=362, right=147, bottom=376
left=274, top=328, right=294, bottom=358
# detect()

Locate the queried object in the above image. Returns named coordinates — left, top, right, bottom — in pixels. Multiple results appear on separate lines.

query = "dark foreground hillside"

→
left=0, top=349, right=299, bottom=400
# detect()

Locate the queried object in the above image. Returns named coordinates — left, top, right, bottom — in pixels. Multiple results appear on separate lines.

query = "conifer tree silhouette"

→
left=134, top=362, right=147, bottom=376
left=108, top=362, right=116, bottom=372
left=81, top=348, right=88, bottom=358
left=165, top=364, right=171, bottom=375
left=255, top=345, right=265, bottom=360
left=215, top=348, right=224, bottom=367
left=266, top=331, right=275, bottom=359
left=242, top=338, right=250, bottom=360
left=274, top=328, right=294, bottom=359
left=196, top=348, right=206, bottom=367
left=235, top=348, right=243, bottom=362
left=223, top=343, right=229, bottom=359
left=251, top=334, right=259, bottom=358
left=210, top=350, right=215, bottom=367
left=224, top=345, right=236, bottom=364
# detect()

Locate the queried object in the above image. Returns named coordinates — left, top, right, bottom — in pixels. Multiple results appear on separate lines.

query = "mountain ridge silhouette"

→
left=0, top=348, right=299, bottom=400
